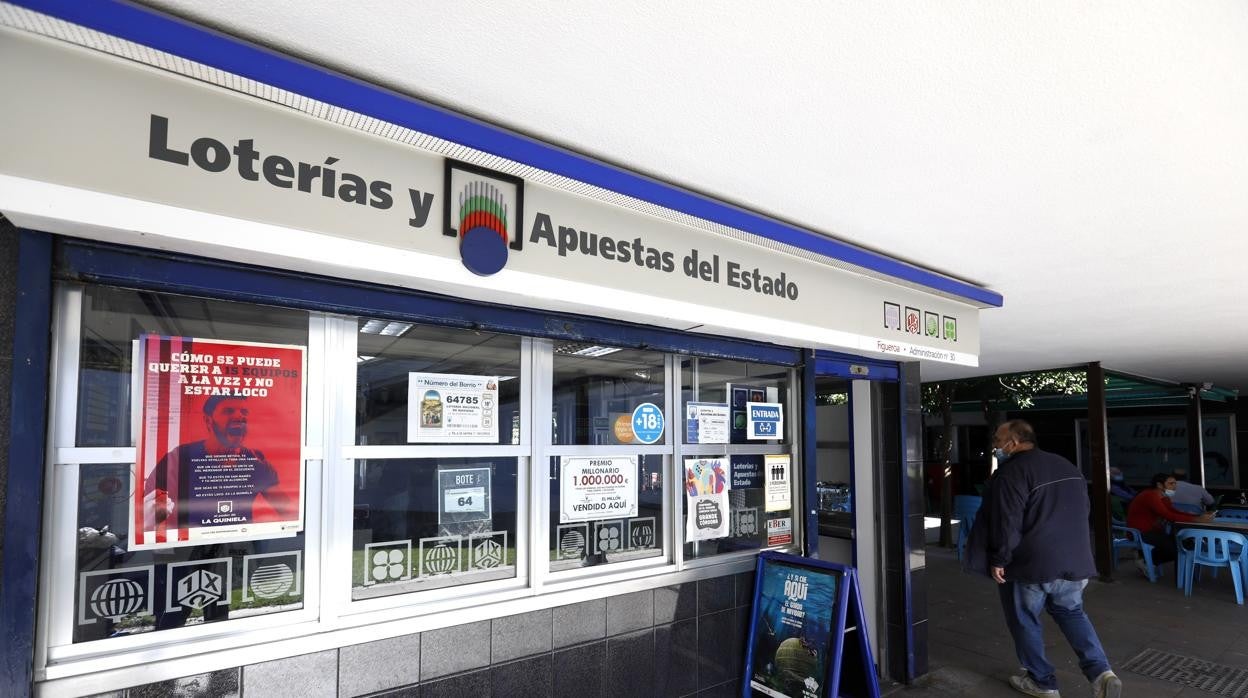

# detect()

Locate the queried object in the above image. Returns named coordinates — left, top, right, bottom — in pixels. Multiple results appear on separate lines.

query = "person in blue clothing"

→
left=972, top=419, right=1122, bottom=698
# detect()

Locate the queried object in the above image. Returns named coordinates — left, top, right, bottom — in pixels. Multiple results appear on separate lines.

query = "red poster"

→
left=130, top=335, right=306, bottom=550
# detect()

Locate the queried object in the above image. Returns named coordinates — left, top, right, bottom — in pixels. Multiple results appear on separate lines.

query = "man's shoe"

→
left=1093, top=670, right=1122, bottom=698
left=1008, top=673, right=1061, bottom=697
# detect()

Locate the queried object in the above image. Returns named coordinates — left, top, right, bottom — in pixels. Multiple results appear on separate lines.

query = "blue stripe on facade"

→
left=56, top=239, right=803, bottom=366
left=9, top=0, right=1002, bottom=309
left=0, top=230, right=53, bottom=698
left=815, top=350, right=900, bottom=382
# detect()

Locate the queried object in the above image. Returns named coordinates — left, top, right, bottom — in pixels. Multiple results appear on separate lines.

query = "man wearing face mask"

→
left=980, top=420, right=1122, bottom=698
left=1126, top=473, right=1214, bottom=567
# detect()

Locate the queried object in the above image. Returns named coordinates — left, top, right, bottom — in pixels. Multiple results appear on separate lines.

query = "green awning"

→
left=947, top=370, right=1237, bottom=412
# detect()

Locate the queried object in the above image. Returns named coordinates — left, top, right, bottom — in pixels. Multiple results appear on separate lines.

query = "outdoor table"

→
left=1173, top=519, right=1248, bottom=534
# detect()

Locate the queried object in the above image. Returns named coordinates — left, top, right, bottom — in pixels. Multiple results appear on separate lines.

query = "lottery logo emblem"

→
left=364, top=540, right=411, bottom=585
left=473, top=539, right=502, bottom=569
left=733, top=508, right=759, bottom=536
left=628, top=517, right=656, bottom=549
left=419, top=536, right=462, bottom=577
left=469, top=532, right=508, bottom=570
left=594, top=520, right=625, bottom=554
left=248, top=564, right=295, bottom=599
left=425, top=544, right=457, bottom=575
left=90, top=579, right=146, bottom=621
left=905, top=307, right=921, bottom=335
left=445, top=161, right=525, bottom=277
left=557, top=524, right=588, bottom=560
left=175, top=569, right=225, bottom=610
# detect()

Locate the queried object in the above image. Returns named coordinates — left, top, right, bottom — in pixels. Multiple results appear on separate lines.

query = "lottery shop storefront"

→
left=0, top=3, right=999, bottom=696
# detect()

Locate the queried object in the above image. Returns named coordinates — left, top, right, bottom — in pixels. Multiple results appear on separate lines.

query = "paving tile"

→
left=553, top=598, right=606, bottom=648
left=419, top=669, right=489, bottom=698
left=490, top=654, right=552, bottom=698
left=491, top=608, right=552, bottom=663
left=420, top=620, right=490, bottom=682
left=553, top=641, right=605, bottom=698
left=697, top=575, right=735, bottom=615
left=242, top=650, right=336, bottom=698
left=654, top=583, right=696, bottom=624
left=129, top=669, right=240, bottom=698
left=606, top=589, right=653, bottom=636
left=338, top=633, right=420, bottom=697
left=605, top=628, right=654, bottom=698
left=653, top=620, right=698, bottom=698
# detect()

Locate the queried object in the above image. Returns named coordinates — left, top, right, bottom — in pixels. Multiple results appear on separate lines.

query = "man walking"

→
left=984, top=420, right=1122, bottom=698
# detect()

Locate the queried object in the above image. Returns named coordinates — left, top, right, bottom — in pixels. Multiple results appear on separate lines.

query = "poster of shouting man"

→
left=131, top=334, right=306, bottom=550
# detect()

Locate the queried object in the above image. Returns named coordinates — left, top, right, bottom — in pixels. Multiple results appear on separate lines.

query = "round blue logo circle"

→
left=460, top=225, right=509, bottom=276
left=631, top=403, right=664, bottom=444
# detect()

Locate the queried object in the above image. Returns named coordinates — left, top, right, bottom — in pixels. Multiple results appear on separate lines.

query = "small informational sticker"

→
left=731, top=456, right=764, bottom=489
left=407, top=373, right=499, bottom=443
left=765, top=454, right=792, bottom=512
left=685, top=401, right=729, bottom=444
left=685, top=457, right=730, bottom=542
left=631, top=403, right=665, bottom=444
left=561, top=456, right=638, bottom=523
left=767, top=517, right=793, bottom=547
left=746, top=402, right=784, bottom=440
left=437, top=467, right=492, bottom=525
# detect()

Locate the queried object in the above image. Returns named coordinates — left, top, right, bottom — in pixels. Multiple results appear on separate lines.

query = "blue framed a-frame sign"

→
left=743, top=552, right=880, bottom=698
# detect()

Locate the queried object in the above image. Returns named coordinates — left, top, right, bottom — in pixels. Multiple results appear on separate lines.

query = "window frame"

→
left=35, top=241, right=810, bottom=682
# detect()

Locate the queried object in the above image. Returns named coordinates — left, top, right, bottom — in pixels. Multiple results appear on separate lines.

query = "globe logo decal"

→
left=457, top=180, right=510, bottom=276
left=90, top=578, right=146, bottom=621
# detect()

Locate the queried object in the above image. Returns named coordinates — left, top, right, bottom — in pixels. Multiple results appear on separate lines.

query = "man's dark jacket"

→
left=964, top=448, right=1098, bottom=583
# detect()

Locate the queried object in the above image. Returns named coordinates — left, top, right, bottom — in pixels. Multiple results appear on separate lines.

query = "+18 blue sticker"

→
left=631, top=403, right=664, bottom=444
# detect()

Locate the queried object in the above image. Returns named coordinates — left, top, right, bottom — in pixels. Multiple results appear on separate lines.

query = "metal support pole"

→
left=1186, top=387, right=1205, bottom=488
left=1087, top=362, right=1114, bottom=580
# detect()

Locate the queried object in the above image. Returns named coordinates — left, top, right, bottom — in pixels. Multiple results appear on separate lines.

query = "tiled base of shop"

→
left=85, top=572, right=753, bottom=698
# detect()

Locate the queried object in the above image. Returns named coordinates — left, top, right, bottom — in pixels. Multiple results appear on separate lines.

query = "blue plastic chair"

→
left=1215, top=509, right=1248, bottom=522
left=1111, top=524, right=1158, bottom=582
left=953, top=495, right=982, bottom=561
left=1176, top=529, right=1248, bottom=604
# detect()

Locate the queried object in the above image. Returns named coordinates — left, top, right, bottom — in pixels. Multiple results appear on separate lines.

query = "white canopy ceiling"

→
left=137, top=0, right=1248, bottom=391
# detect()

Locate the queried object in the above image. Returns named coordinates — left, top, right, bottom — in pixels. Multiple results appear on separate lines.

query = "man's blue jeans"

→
left=998, top=578, right=1111, bottom=690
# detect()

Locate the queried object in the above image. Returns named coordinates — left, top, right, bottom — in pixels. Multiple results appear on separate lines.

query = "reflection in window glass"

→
left=75, top=286, right=309, bottom=448
left=551, top=345, right=666, bottom=446
left=549, top=455, right=665, bottom=571
left=681, top=358, right=791, bottom=444
left=352, top=458, right=519, bottom=599
left=73, top=463, right=305, bottom=644
left=356, top=322, right=522, bottom=446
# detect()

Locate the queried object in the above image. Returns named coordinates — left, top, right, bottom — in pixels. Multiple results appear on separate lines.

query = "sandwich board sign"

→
left=743, top=551, right=880, bottom=698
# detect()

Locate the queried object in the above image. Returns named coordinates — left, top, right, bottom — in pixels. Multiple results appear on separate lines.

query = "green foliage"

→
left=921, top=369, right=1091, bottom=415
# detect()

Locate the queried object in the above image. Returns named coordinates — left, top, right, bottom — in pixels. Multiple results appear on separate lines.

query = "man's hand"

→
left=1199, top=511, right=1216, bottom=521
left=991, top=566, right=1007, bottom=584
left=143, top=488, right=175, bottom=523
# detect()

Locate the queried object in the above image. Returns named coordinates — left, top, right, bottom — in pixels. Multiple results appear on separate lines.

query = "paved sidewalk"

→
left=887, top=546, right=1248, bottom=698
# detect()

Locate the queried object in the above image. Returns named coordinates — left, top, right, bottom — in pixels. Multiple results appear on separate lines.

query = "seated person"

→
left=1170, top=468, right=1214, bottom=515
left=1126, top=472, right=1213, bottom=569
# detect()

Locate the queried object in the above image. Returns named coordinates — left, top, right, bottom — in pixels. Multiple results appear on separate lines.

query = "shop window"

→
left=75, top=463, right=306, bottom=643
left=680, top=358, right=797, bottom=560
left=351, top=457, right=519, bottom=599
left=548, top=455, right=665, bottom=571
left=551, top=344, right=667, bottom=446
left=75, top=286, right=308, bottom=447
left=66, top=287, right=311, bottom=643
left=356, top=321, right=522, bottom=446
